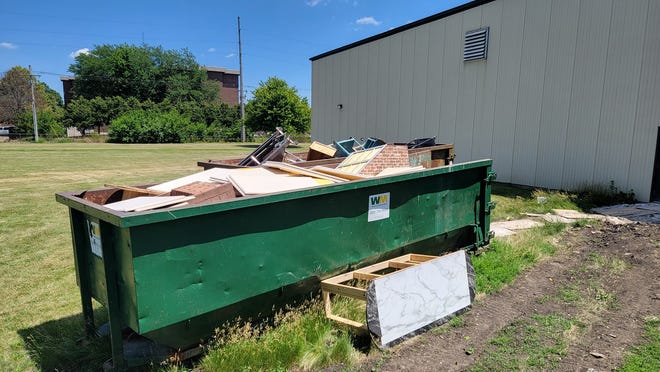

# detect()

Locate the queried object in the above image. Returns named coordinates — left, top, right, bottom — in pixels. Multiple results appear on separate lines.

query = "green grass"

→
left=472, top=314, right=577, bottom=371
left=0, top=142, right=585, bottom=371
left=199, top=302, right=359, bottom=371
left=620, top=316, right=660, bottom=372
left=0, top=142, right=289, bottom=370
left=490, top=183, right=582, bottom=222
left=472, top=223, right=565, bottom=294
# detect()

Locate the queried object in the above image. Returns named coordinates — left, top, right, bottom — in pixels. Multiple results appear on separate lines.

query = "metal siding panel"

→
left=356, top=45, right=369, bottom=139
left=365, top=42, right=379, bottom=137
left=629, top=0, right=659, bottom=201
left=319, top=58, right=333, bottom=142
left=472, top=1, right=503, bottom=160
left=347, top=49, right=359, bottom=138
left=311, top=60, right=320, bottom=141
left=411, top=25, right=430, bottom=139
left=424, top=21, right=446, bottom=140
left=535, top=0, right=580, bottom=189
left=592, top=0, right=646, bottom=190
left=439, top=16, right=463, bottom=154
left=491, top=0, right=526, bottom=182
left=339, top=51, right=351, bottom=139
left=376, top=40, right=391, bottom=141
left=386, top=34, right=403, bottom=141
left=455, top=8, right=482, bottom=161
left=511, top=0, right=551, bottom=185
left=398, top=30, right=415, bottom=141
left=562, top=0, right=612, bottom=190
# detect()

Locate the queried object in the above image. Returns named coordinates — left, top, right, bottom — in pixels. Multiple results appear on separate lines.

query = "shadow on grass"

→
left=18, top=308, right=111, bottom=371
left=492, top=182, right=535, bottom=199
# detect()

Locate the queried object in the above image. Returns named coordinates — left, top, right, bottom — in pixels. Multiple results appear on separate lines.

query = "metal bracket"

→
left=484, top=171, right=497, bottom=183
left=484, top=201, right=496, bottom=214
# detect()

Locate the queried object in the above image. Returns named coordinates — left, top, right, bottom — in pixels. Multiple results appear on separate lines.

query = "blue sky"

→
left=1, top=0, right=469, bottom=103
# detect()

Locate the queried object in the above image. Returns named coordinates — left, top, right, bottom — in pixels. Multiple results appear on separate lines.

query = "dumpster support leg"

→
left=99, top=221, right=126, bottom=370
left=69, top=210, right=96, bottom=337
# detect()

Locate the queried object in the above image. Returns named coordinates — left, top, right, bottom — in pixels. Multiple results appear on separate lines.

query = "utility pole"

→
left=238, top=16, right=246, bottom=142
left=29, top=65, right=38, bottom=142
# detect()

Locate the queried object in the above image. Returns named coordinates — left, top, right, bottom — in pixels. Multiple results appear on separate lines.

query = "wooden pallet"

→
left=320, top=253, right=439, bottom=329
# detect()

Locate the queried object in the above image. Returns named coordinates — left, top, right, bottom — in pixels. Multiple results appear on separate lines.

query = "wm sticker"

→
left=368, top=192, right=390, bottom=222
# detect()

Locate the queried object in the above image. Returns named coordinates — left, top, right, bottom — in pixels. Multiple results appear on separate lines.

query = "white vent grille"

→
left=464, top=27, right=489, bottom=62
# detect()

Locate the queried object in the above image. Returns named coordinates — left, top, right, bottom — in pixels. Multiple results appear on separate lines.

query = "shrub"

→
left=108, top=109, right=199, bottom=143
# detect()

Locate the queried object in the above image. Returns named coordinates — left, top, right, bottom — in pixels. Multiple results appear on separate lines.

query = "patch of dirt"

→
left=361, top=222, right=659, bottom=371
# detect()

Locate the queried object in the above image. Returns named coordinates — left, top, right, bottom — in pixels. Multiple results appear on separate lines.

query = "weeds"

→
left=198, top=301, right=360, bottom=371
left=472, top=314, right=576, bottom=371
left=473, top=223, right=566, bottom=294
left=620, top=316, right=660, bottom=371
left=572, top=181, right=636, bottom=210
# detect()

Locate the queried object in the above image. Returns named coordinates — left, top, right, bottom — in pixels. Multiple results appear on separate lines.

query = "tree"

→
left=245, top=77, right=311, bottom=134
left=69, top=44, right=217, bottom=103
left=63, top=96, right=142, bottom=135
left=0, top=66, right=33, bottom=125
left=1, top=66, right=65, bottom=137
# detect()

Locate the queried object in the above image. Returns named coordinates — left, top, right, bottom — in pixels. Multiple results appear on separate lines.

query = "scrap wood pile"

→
left=86, top=133, right=453, bottom=213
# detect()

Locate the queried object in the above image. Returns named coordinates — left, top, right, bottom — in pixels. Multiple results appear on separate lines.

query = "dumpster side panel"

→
left=129, top=164, right=490, bottom=333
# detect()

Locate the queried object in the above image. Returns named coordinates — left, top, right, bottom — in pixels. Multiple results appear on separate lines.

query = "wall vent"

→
left=464, top=27, right=489, bottom=62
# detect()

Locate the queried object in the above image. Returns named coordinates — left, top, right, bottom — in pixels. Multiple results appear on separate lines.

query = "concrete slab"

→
left=495, top=218, right=544, bottom=230
left=490, top=224, right=517, bottom=237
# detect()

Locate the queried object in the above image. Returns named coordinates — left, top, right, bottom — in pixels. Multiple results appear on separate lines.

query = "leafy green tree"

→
left=69, top=44, right=217, bottom=103
left=63, top=96, right=143, bottom=135
left=245, top=77, right=311, bottom=134
left=1, top=66, right=65, bottom=138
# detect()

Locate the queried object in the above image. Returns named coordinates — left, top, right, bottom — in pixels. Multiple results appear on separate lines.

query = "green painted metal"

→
left=56, top=159, right=494, bottom=366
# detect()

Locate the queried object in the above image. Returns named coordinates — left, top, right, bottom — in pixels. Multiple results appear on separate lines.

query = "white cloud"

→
left=356, top=16, right=381, bottom=26
left=69, top=48, right=90, bottom=58
left=306, top=0, right=326, bottom=7
left=0, top=42, right=17, bottom=49
left=225, top=53, right=236, bottom=58
left=207, top=47, right=216, bottom=52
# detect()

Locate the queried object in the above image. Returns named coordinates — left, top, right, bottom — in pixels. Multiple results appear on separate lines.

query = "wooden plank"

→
left=327, top=314, right=366, bottom=329
left=409, top=254, right=438, bottom=262
left=104, top=184, right=166, bottom=196
left=309, top=166, right=371, bottom=181
left=321, top=272, right=356, bottom=285
left=389, top=261, right=416, bottom=270
left=320, top=282, right=366, bottom=300
left=353, top=272, right=381, bottom=281
left=262, top=161, right=346, bottom=183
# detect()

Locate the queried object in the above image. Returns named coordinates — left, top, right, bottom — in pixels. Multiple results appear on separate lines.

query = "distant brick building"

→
left=60, top=66, right=240, bottom=106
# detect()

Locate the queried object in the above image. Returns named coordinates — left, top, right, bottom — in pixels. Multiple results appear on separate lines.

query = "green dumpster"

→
left=56, top=159, right=494, bottom=368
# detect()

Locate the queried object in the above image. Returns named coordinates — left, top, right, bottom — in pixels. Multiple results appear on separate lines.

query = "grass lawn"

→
left=0, top=141, right=280, bottom=370
left=2, top=141, right=636, bottom=371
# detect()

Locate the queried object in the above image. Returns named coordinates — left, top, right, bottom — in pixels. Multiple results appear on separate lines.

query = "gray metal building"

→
left=310, top=0, right=660, bottom=202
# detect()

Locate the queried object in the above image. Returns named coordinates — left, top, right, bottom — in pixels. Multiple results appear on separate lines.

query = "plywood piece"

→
left=377, top=166, right=424, bottom=177
left=104, top=196, right=194, bottom=212
left=310, top=166, right=371, bottom=181
left=147, top=168, right=240, bottom=193
left=228, top=172, right=330, bottom=196
left=171, top=181, right=236, bottom=204
left=307, top=141, right=337, bottom=160
left=262, top=161, right=346, bottom=183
